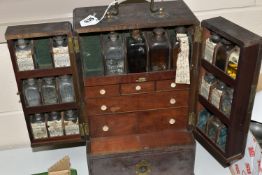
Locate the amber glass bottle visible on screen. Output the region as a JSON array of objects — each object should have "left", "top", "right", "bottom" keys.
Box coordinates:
[
  {"left": 215, "top": 39, "right": 234, "bottom": 71},
  {"left": 126, "top": 30, "right": 147, "bottom": 73}
]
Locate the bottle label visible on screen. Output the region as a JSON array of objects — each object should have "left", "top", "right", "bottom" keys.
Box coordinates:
[
  {"left": 210, "top": 88, "right": 223, "bottom": 108},
  {"left": 31, "top": 123, "right": 48, "bottom": 139},
  {"left": 53, "top": 46, "right": 70, "bottom": 67},
  {"left": 175, "top": 34, "right": 190, "bottom": 84},
  {"left": 64, "top": 120, "right": 80, "bottom": 135},
  {"left": 204, "top": 38, "right": 216, "bottom": 63},
  {"left": 47, "top": 120, "right": 63, "bottom": 137},
  {"left": 200, "top": 78, "right": 212, "bottom": 100},
  {"left": 16, "top": 50, "right": 34, "bottom": 71}
]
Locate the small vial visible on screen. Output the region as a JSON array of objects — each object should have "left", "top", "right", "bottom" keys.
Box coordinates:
[
  {"left": 47, "top": 112, "right": 64, "bottom": 137},
  {"left": 58, "top": 75, "right": 75, "bottom": 103},
  {"left": 209, "top": 81, "right": 226, "bottom": 109},
  {"left": 64, "top": 110, "right": 80, "bottom": 135},
  {"left": 41, "top": 77, "right": 58, "bottom": 105},
  {"left": 52, "top": 35, "right": 71, "bottom": 67},
  {"left": 23, "top": 78, "right": 41, "bottom": 106},
  {"left": 220, "top": 87, "right": 234, "bottom": 117},
  {"left": 199, "top": 73, "right": 216, "bottom": 100},
  {"left": 30, "top": 113, "right": 48, "bottom": 139},
  {"left": 197, "top": 109, "right": 212, "bottom": 131},
  {"left": 215, "top": 39, "right": 234, "bottom": 71},
  {"left": 203, "top": 34, "right": 221, "bottom": 63}
]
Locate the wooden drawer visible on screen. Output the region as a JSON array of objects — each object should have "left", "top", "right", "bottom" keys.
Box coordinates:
[
  {"left": 85, "top": 85, "right": 119, "bottom": 98},
  {"left": 86, "top": 90, "right": 189, "bottom": 115},
  {"left": 120, "top": 81, "right": 155, "bottom": 94},
  {"left": 156, "top": 79, "right": 189, "bottom": 91},
  {"left": 89, "top": 108, "right": 188, "bottom": 138},
  {"left": 88, "top": 143, "right": 195, "bottom": 175}
]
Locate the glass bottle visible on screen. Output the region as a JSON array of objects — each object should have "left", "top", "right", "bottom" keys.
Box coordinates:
[
  {"left": 226, "top": 46, "right": 240, "bottom": 79},
  {"left": 214, "top": 39, "right": 234, "bottom": 71},
  {"left": 147, "top": 28, "right": 170, "bottom": 71},
  {"left": 220, "top": 87, "right": 234, "bottom": 117},
  {"left": 47, "top": 112, "right": 63, "bottom": 137},
  {"left": 126, "top": 30, "right": 147, "bottom": 73},
  {"left": 174, "top": 26, "right": 191, "bottom": 84},
  {"left": 209, "top": 81, "right": 226, "bottom": 109},
  {"left": 15, "top": 39, "right": 35, "bottom": 71},
  {"left": 41, "top": 77, "right": 58, "bottom": 105},
  {"left": 30, "top": 113, "right": 48, "bottom": 139},
  {"left": 52, "top": 35, "right": 71, "bottom": 68},
  {"left": 102, "top": 32, "right": 125, "bottom": 75},
  {"left": 199, "top": 73, "right": 216, "bottom": 100},
  {"left": 64, "top": 110, "right": 80, "bottom": 135},
  {"left": 58, "top": 75, "right": 75, "bottom": 103},
  {"left": 23, "top": 78, "right": 41, "bottom": 106},
  {"left": 204, "top": 33, "right": 221, "bottom": 63},
  {"left": 197, "top": 109, "right": 211, "bottom": 131}
]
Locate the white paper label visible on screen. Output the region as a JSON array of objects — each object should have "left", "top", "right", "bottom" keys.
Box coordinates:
[
  {"left": 80, "top": 15, "right": 100, "bottom": 27},
  {"left": 47, "top": 120, "right": 63, "bottom": 137},
  {"left": 175, "top": 34, "right": 190, "bottom": 84},
  {"left": 200, "top": 78, "right": 212, "bottom": 100},
  {"left": 53, "top": 46, "right": 70, "bottom": 67},
  {"left": 64, "top": 120, "right": 79, "bottom": 135},
  {"left": 16, "top": 50, "right": 34, "bottom": 71},
  {"left": 31, "top": 122, "right": 48, "bottom": 139},
  {"left": 210, "top": 88, "right": 223, "bottom": 108},
  {"left": 204, "top": 38, "right": 216, "bottom": 63}
]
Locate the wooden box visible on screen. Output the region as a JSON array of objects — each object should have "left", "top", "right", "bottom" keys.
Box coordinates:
[{"left": 5, "top": 0, "right": 262, "bottom": 174}]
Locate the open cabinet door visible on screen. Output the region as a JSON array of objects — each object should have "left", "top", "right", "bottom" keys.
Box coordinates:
[{"left": 193, "top": 17, "right": 262, "bottom": 166}]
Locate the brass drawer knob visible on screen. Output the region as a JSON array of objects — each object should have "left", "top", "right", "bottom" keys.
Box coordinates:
[
  {"left": 101, "top": 105, "right": 107, "bottom": 111},
  {"left": 102, "top": 125, "right": 109, "bottom": 132},
  {"left": 100, "top": 89, "right": 106, "bottom": 95},
  {"left": 170, "top": 98, "right": 176, "bottom": 104},
  {"left": 170, "top": 82, "right": 176, "bottom": 88},
  {"left": 169, "top": 118, "right": 176, "bottom": 125},
  {"left": 135, "top": 85, "right": 142, "bottom": 91}
]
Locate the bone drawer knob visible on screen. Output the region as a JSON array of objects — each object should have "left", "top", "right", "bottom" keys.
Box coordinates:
[
  {"left": 100, "top": 89, "right": 106, "bottom": 95},
  {"left": 101, "top": 105, "right": 107, "bottom": 111},
  {"left": 170, "top": 98, "right": 176, "bottom": 105},
  {"left": 135, "top": 85, "right": 142, "bottom": 91},
  {"left": 169, "top": 118, "right": 176, "bottom": 125},
  {"left": 170, "top": 82, "right": 176, "bottom": 88},
  {"left": 102, "top": 125, "right": 109, "bottom": 132}
]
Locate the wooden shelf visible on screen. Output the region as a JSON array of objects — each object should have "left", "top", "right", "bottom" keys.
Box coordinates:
[
  {"left": 24, "top": 102, "right": 79, "bottom": 114},
  {"left": 16, "top": 67, "right": 73, "bottom": 79},
  {"left": 198, "top": 95, "right": 230, "bottom": 126},
  {"left": 201, "top": 59, "right": 236, "bottom": 88}
]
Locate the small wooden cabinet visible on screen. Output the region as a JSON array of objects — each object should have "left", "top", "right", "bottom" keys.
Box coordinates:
[{"left": 5, "top": 0, "right": 262, "bottom": 173}]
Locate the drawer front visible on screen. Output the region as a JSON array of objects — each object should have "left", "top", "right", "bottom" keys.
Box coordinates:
[
  {"left": 156, "top": 79, "right": 189, "bottom": 91},
  {"left": 89, "top": 108, "right": 188, "bottom": 138},
  {"left": 85, "top": 85, "right": 119, "bottom": 98},
  {"left": 89, "top": 145, "right": 195, "bottom": 175},
  {"left": 120, "top": 82, "right": 155, "bottom": 94},
  {"left": 86, "top": 90, "right": 189, "bottom": 115}
]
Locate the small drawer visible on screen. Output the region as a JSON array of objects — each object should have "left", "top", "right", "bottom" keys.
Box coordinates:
[
  {"left": 86, "top": 90, "right": 189, "bottom": 115},
  {"left": 120, "top": 82, "right": 155, "bottom": 94},
  {"left": 156, "top": 79, "right": 189, "bottom": 91},
  {"left": 85, "top": 85, "right": 119, "bottom": 99}
]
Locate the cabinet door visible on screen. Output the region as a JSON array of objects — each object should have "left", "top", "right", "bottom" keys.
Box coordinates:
[{"left": 193, "top": 17, "right": 262, "bottom": 166}]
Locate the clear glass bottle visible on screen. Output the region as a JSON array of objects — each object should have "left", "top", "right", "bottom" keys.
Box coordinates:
[
  {"left": 126, "top": 30, "right": 147, "bottom": 73},
  {"left": 147, "top": 28, "right": 170, "bottom": 71},
  {"left": 204, "top": 33, "right": 221, "bottom": 63},
  {"left": 197, "top": 109, "right": 211, "bottom": 131},
  {"left": 47, "top": 112, "right": 63, "bottom": 137},
  {"left": 41, "top": 77, "right": 58, "bottom": 105},
  {"left": 209, "top": 81, "right": 226, "bottom": 109},
  {"left": 199, "top": 73, "right": 216, "bottom": 100},
  {"left": 102, "top": 32, "right": 125, "bottom": 75},
  {"left": 214, "top": 39, "right": 234, "bottom": 71},
  {"left": 52, "top": 35, "right": 71, "bottom": 68},
  {"left": 64, "top": 110, "right": 80, "bottom": 135},
  {"left": 23, "top": 78, "right": 41, "bottom": 106},
  {"left": 15, "top": 39, "right": 35, "bottom": 71},
  {"left": 58, "top": 75, "right": 75, "bottom": 103},
  {"left": 30, "top": 113, "right": 48, "bottom": 139},
  {"left": 226, "top": 46, "right": 240, "bottom": 79},
  {"left": 220, "top": 87, "right": 234, "bottom": 117}
]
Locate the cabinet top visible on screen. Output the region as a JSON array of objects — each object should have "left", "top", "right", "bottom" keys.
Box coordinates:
[
  {"left": 5, "top": 22, "right": 72, "bottom": 40},
  {"left": 73, "top": 0, "right": 199, "bottom": 34},
  {"left": 202, "top": 17, "right": 262, "bottom": 47}
]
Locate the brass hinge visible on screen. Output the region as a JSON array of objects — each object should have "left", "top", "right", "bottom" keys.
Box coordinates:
[
  {"left": 68, "top": 37, "right": 74, "bottom": 54},
  {"left": 188, "top": 112, "right": 196, "bottom": 126},
  {"left": 74, "top": 37, "right": 80, "bottom": 53},
  {"left": 194, "top": 26, "right": 202, "bottom": 43},
  {"left": 79, "top": 122, "right": 89, "bottom": 136}
]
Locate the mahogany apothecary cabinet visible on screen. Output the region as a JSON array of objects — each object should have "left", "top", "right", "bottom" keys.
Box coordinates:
[{"left": 5, "top": 0, "right": 262, "bottom": 174}]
